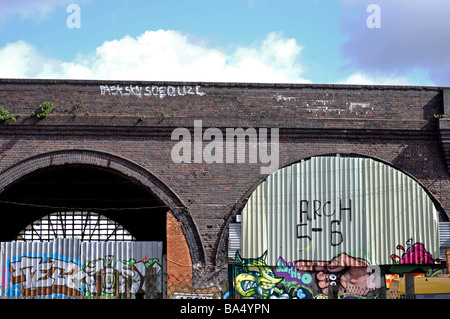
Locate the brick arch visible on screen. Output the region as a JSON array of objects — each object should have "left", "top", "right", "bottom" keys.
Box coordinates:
[
  {"left": 0, "top": 149, "right": 205, "bottom": 266},
  {"left": 215, "top": 152, "right": 447, "bottom": 264}
]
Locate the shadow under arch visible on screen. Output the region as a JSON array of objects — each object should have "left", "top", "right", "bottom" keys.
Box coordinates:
[
  {"left": 215, "top": 152, "right": 447, "bottom": 264},
  {"left": 0, "top": 149, "right": 205, "bottom": 266}
]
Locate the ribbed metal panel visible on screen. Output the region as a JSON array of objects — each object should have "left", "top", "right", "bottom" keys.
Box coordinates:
[
  {"left": 440, "top": 222, "right": 450, "bottom": 260},
  {"left": 241, "top": 156, "right": 440, "bottom": 266},
  {"left": 0, "top": 239, "right": 163, "bottom": 298},
  {"left": 228, "top": 223, "right": 241, "bottom": 259}
]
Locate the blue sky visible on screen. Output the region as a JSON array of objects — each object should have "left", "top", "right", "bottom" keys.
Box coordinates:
[{"left": 0, "top": 0, "right": 448, "bottom": 86}]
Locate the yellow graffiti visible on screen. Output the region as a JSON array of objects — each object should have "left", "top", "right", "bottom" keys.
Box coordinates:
[
  {"left": 235, "top": 273, "right": 258, "bottom": 297},
  {"left": 234, "top": 251, "right": 283, "bottom": 298}
]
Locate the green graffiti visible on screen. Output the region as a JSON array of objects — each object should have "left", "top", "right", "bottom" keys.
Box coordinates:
[
  {"left": 234, "top": 251, "right": 283, "bottom": 299},
  {"left": 81, "top": 255, "right": 161, "bottom": 297}
]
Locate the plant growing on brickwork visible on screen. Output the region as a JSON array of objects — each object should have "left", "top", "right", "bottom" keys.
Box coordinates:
[
  {"left": 0, "top": 106, "right": 17, "bottom": 122},
  {"left": 33, "top": 101, "right": 53, "bottom": 119},
  {"left": 159, "top": 109, "right": 168, "bottom": 118},
  {"left": 73, "top": 100, "right": 85, "bottom": 115}
]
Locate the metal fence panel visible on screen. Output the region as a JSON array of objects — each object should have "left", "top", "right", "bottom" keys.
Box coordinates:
[
  {"left": 440, "top": 222, "right": 450, "bottom": 260},
  {"left": 0, "top": 239, "right": 163, "bottom": 299}
]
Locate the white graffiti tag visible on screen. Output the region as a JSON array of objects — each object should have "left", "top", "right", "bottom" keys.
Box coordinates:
[
  {"left": 8, "top": 255, "right": 161, "bottom": 297},
  {"left": 99, "top": 84, "right": 206, "bottom": 99},
  {"left": 9, "top": 256, "right": 83, "bottom": 296}
]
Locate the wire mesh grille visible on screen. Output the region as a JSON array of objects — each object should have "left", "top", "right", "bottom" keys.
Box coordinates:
[{"left": 15, "top": 211, "right": 135, "bottom": 242}]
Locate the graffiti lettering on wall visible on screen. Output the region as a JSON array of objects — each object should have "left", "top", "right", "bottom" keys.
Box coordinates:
[
  {"left": 296, "top": 199, "right": 352, "bottom": 248},
  {"left": 81, "top": 255, "right": 161, "bottom": 297},
  {"left": 99, "top": 84, "right": 206, "bottom": 99},
  {"left": 5, "top": 254, "right": 161, "bottom": 298},
  {"left": 229, "top": 239, "right": 443, "bottom": 299},
  {"left": 275, "top": 257, "right": 312, "bottom": 285},
  {"left": 9, "top": 255, "right": 82, "bottom": 297}
]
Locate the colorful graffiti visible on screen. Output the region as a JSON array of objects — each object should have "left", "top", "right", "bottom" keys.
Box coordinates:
[
  {"left": 81, "top": 255, "right": 161, "bottom": 297},
  {"left": 4, "top": 253, "right": 161, "bottom": 298},
  {"left": 230, "top": 251, "right": 376, "bottom": 299},
  {"left": 233, "top": 251, "right": 283, "bottom": 298},
  {"left": 8, "top": 255, "right": 83, "bottom": 297},
  {"left": 390, "top": 239, "right": 440, "bottom": 264},
  {"left": 275, "top": 257, "right": 313, "bottom": 286},
  {"left": 229, "top": 239, "right": 444, "bottom": 299}
]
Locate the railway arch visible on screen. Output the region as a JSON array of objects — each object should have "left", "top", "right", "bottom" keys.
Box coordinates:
[{"left": 0, "top": 79, "right": 448, "bottom": 298}]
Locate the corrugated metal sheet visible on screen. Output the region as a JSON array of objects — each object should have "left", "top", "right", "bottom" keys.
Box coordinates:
[
  {"left": 228, "top": 223, "right": 241, "bottom": 259},
  {"left": 241, "top": 156, "right": 440, "bottom": 266},
  {"left": 0, "top": 239, "right": 163, "bottom": 298},
  {"left": 440, "top": 222, "right": 450, "bottom": 260}
]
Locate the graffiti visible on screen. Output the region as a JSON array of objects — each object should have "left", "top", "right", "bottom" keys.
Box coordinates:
[
  {"left": 5, "top": 254, "right": 161, "bottom": 298},
  {"left": 301, "top": 253, "right": 376, "bottom": 297},
  {"left": 390, "top": 239, "right": 438, "bottom": 264},
  {"left": 81, "top": 255, "right": 161, "bottom": 297},
  {"left": 273, "top": 95, "right": 374, "bottom": 115},
  {"left": 230, "top": 243, "right": 448, "bottom": 300},
  {"left": 231, "top": 251, "right": 314, "bottom": 299},
  {"left": 233, "top": 251, "right": 283, "bottom": 299},
  {"left": 275, "top": 257, "right": 312, "bottom": 285},
  {"left": 297, "top": 199, "right": 352, "bottom": 248},
  {"left": 230, "top": 251, "right": 378, "bottom": 299},
  {"left": 8, "top": 255, "right": 83, "bottom": 297},
  {"left": 99, "top": 84, "right": 206, "bottom": 98}
]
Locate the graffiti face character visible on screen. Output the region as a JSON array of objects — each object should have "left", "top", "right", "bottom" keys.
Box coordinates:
[
  {"left": 234, "top": 251, "right": 283, "bottom": 299},
  {"left": 297, "top": 253, "right": 376, "bottom": 297}
]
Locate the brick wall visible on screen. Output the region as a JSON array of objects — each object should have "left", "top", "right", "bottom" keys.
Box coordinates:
[
  {"left": 0, "top": 79, "right": 448, "bottom": 269},
  {"left": 166, "top": 210, "right": 193, "bottom": 297}
]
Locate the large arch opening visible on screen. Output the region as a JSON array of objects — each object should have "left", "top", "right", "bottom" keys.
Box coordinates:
[
  {"left": 0, "top": 149, "right": 204, "bottom": 266},
  {"left": 0, "top": 165, "right": 166, "bottom": 243},
  {"left": 0, "top": 150, "right": 205, "bottom": 299}
]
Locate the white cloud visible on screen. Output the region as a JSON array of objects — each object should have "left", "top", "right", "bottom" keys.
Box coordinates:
[
  {"left": 0, "top": 30, "right": 310, "bottom": 84},
  {"left": 0, "top": 41, "right": 60, "bottom": 78}
]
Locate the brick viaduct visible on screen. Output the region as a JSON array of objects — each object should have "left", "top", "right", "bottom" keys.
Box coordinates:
[{"left": 0, "top": 79, "right": 449, "bottom": 277}]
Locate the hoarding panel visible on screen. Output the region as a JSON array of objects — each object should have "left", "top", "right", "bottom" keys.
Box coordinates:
[{"left": 0, "top": 239, "right": 162, "bottom": 298}]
